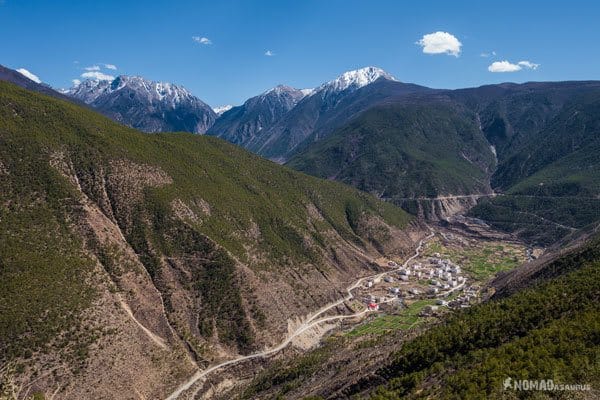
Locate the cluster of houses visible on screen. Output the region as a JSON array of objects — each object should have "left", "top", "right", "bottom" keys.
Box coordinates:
[
  {"left": 446, "top": 286, "right": 480, "bottom": 309},
  {"left": 359, "top": 252, "right": 475, "bottom": 315},
  {"left": 424, "top": 255, "right": 465, "bottom": 294}
]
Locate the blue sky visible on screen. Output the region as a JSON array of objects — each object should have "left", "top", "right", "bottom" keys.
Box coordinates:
[{"left": 1, "top": 0, "right": 599, "bottom": 106}]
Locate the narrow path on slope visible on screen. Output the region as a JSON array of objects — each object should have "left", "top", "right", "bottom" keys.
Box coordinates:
[
  {"left": 165, "top": 230, "right": 435, "bottom": 400},
  {"left": 118, "top": 297, "right": 168, "bottom": 350}
]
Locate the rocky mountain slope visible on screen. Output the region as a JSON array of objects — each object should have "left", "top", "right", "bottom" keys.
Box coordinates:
[
  {"left": 206, "top": 85, "right": 310, "bottom": 147},
  {"left": 0, "top": 81, "right": 416, "bottom": 399},
  {"left": 254, "top": 67, "right": 430, "bottom": 162},
  {"left": 65, "top": 75, "right": 217, "bottom": 133}
]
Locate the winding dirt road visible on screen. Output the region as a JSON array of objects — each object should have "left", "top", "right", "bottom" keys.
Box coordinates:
[{"left": 165, "top": 230, "right": 435, "bottom": 400}]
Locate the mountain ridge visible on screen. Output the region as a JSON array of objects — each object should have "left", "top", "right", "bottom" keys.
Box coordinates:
[
  {"left": 206, "top": 84, "right": 311, "bottom": 147},
  {"left": 65, "top": 75, "right": 217, "bottom": 134}
]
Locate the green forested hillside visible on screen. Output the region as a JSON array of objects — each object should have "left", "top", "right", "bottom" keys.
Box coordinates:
[
  {"left": 468, "top": 88, "right": 600, "bottom": 244},
  {"left": 286, "top": 102, "right": 495, "bottom": 199},
  {"left": 0, "top": 81, "right": 411, "bottom": 395},
  {"left": 365, "top": 234, "right": 600, "bottom": 399},
  {"left": 287, "top": 82, "right": 600, "bottom": 245}
]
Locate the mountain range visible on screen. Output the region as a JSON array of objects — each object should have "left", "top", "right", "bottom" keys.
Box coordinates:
[
  {"left": 1, "top": 64, "right": 599, "bottom": 399},
  {"left": 11, "top": 65, "right": 600, "bottom": 245}
]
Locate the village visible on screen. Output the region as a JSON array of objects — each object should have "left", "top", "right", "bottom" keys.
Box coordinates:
[{"left": 356, "top": 252, "right": 480, "bottom": 318}]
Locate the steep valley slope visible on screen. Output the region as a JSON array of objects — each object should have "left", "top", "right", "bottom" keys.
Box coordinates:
[
  {"left": 0, "top": 81, "right": 418, "bottom": 399},
  {"left": 287, "top": 81, "right": 600, "bottom": 245}
]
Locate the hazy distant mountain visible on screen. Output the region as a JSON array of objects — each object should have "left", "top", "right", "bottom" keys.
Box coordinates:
[
  {"left": 66, "top": 76, "right": 217, "bottom": 133},
  {"left": 207, "top": 85, "right": 311, "bottom": 147}
]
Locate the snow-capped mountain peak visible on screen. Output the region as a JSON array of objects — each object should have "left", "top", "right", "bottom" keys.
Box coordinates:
[
  {"left": 66, "top": 75, "right": 197, "bottom": 108},
  {"left": 64, "top": 75, "right": 216, "bottom": 134},
  {"left": 318, "top": 66, "right": 396, "bottom": 94}
]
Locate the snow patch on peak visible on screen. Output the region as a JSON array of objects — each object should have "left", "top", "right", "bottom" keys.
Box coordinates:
[
  {"left": 318, "top": 66, "right": 396, "bottom": 94},
  {"left": 300, "top": 88, "right": 315, "bottom": 97},
  {"left": 263, "top": 85, "right": 297, "bottom": 96},
  {"left": 214, "top": 105, "right": 233, "bottom": 115},
  {"left": 67, "top": 75, "right": 200, "bottom": 108},
  {"left": 260, "top": 85, "right": 314, "bottom": 103}
]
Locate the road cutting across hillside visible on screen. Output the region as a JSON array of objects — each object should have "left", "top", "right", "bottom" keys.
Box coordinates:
[{"left": 165, "top": 229, "right": 435, "bottom": 400}]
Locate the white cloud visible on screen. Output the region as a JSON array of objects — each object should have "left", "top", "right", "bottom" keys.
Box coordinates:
[
  {"left": 84, "top": 65, "right": 101, "bottom": 71},
  {"left": 416, "top": 31, "right": 462, "bottom": 57},
  {"left": 16, "top": 68, "right": 42, "bottom": 83},
  {"left": 192, "top": 36, "right": 212, "bottom": 45},
  {"left": 264, "top": 50, "right": 275, "bottom": 56},
  {"left": 517, "top": 60, "right": 539, "bottom": 70},
  {"left": 81, "top": 71, "right": 114, "bottom": 81},
  {"left": 488, "top": 61, "right": 521, "bottom": 72},
  {"left": 72, "top": 79, "right": 81, "bottom": 86},
  {"left": 488, "top": 60, "right": 540, "bottom": 72},
  {"left": 104, "top": 63, "right": 117, "bottom": 70}
]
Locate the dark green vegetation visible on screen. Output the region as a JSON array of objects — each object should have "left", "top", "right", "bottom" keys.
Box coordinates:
[
  {"left": 466, "top": 83, "right": 600, "bottom": 245},
  {"left": 286, "top": 82, "right": 600, "bottom": 245},
  {"left": 287, "top": 102, "right": 495, "bottom": 199},
  {"left": 0, "top": 81, "right": 410, "bottom": 368},
  {"left": 364, "top": 234, "right": 600, "bottom": 399},
  {"left": 0, "top": 163, "right": 97, "bottom": 365}
]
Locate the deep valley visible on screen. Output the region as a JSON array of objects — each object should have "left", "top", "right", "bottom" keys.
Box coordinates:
[{"left": 0, "top": 48, "right": 599, "bottom": 399}]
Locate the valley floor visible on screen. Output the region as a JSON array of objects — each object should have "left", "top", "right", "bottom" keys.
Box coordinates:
[{"left": 165, "top": 218, "right": 531, "bottom": 400}]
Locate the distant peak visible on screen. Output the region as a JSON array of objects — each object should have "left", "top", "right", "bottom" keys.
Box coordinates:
[
  {"left": 66, "top": 74, "right": 201, "bottom": 106},
  {"left": 263, "top": 84, "right": 299, "bottom": 95},
  {"left": 319, "top": 66, "right": 397, "bottom": 93},
  {"left": 260, "top": 85, "right": 314, "bottom": 102}
]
